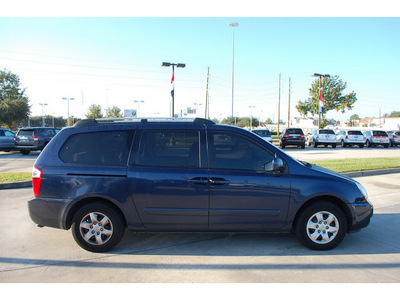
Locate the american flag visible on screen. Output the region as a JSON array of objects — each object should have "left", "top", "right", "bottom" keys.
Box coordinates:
[
  {"left": 319, "top": 90, "right": 324, "bottom": 113},
  {"left": 171, "top": 71, "right": 175, "bottom": 97}
]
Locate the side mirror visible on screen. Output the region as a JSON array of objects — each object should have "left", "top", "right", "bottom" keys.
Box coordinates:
[{"left": 272, "top": 157, "right": 285, "bottom": 173}]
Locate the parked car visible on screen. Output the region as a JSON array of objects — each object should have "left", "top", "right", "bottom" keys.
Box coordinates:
[
  {"left": 307, "top": 129, "right": 337, "bottom": 148},
  {"left": 15, "top": 127, "right": 57, "bottom": 155},
  {"left": 336, "top": 130, "right": 365, "bottom": 148},
  {"left": 0, "top": 128, "right": 15, "bottom": 152},
  {"left": 363, "top": 130, "right": 390, "bottom": 148},
  {"left": 280, "top": 128, "right": 305, "bottom": 149},
  {"left": 28, "top": 118, "right": 373, "bottom": 252},
  {"left": 388, "top": 131, "right": 400, "bottom": 147},
  {"left": 251, "top": 128, "right": 272, "bottom": 142}
]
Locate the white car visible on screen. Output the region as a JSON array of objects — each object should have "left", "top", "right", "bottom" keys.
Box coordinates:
[
  {"left": 388, "top": 131, "right": 400, "bottom": 147},
  {"left": 336, "top": 130, "right": 365, "bottom": 148},
  {"left": 251, "top": 129, "right": 272, "bottom": 142},
  {"left": 307, "top": 129, "right": 337, "bottom": 148}
]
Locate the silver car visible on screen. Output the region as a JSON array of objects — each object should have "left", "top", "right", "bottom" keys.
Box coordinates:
[
  {"left": 336, "top": 130, "right": 365, "bottom": 148},
  {"left": 364, "top": 130, "right": 390, "bottom": 148},
  {"left": 388, "top": 131, "right": 400, "bottom": 147},
  {"left": 251, "top": 129, "right": 272, "bottom": 142},
  {"left": 0, "top": 128, "right": 15, "bottom": 152},
  {"left": 307, "top": 129, "right": 337, "bottom": 148}
]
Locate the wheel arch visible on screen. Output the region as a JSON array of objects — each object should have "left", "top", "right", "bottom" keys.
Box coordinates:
[
  {"left": 293, "top": 196, "right": 353, "bottom": 232},
  {"left": 64, "top": 197, "right": 127, "bottom": 230}
]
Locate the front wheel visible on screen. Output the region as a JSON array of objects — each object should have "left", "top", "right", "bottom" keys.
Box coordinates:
[
  {"left": 72, "top": 203, "right": 125, "bottom": 252},
  {"left": 295, "top": 201, "right": 347, "bottom": 250}
]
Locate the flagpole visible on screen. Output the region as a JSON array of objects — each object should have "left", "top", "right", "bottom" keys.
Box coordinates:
[
  {"left": 162, "top": 62, "right": 186, "bottom": 118},
  {"left": 312, "top": 73, "right": 330, "bottom": 129}
]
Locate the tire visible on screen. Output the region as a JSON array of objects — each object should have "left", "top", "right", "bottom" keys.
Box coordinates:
[
  {"left": 366, "top": 140, "right": 371, "bottom": 148},
  {"left": 295, "top": 201, "right": 347, "bottom": 250},
  {"left": 359, "top": 144, "right": 364, "bottom": 148},
  {"left": 313, "top": 141, "right": 318, "bottom": 148},
  {"left": 384, "top": 144, "right": 389, "bottom": 148},
  {"left": 71, "top": 202, "right": 125, "bottom": 252},
  {"left": 341, "top": 140, "right": 346, "bottom": 148},
  {"left": 332, "top": 144, "right": 336, "bottom": 148},
  {"left": 301, "top": 144, "right": 305, "bottom": 149},
  {"left": 20, "top": 149, "right": 30, "bottom": 155},
  {"left": 281, "top": 144, "right": 285, "bottom": 149}
]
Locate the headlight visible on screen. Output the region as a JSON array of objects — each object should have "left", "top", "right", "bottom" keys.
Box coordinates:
[{"left": 356, "top": 182, "right": 368, "bottom": 201}]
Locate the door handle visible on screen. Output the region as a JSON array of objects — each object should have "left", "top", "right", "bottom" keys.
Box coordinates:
[
  {"left": 209, "top": 178, "right": 230, "bottom": 185},
  {"left": 188, "top": 177, "right": 209, "bottom": 185}
]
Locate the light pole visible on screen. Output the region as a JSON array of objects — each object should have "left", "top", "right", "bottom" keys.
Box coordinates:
[
  {"left": 229, "top": 22, "right": 238, "bottom": 125},
  {"left": 62, "top": 97, "right": 75, "bottom": 127},
  {"left": 162, "top": 62, "right": 186, "bottom": 118},
  {"left": 249, "top": 105, "right": 255, "bottom": 130},
  {"left": 134, "top": 100, "right": 144, "bottom": 117},
  {"left": 312, "top": 73, "right": 330, "bottom": 128},
  {"left": 39, "top": 103, "right": 48, "bottom": 127}
]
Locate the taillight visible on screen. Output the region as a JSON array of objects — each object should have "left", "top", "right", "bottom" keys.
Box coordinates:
[
  {"left": 345, "top": 136, "right": 348, "bottom": 139},
  {"left": 394, "top": 135, "right": 398, "bottom": 138},
  {"left": 300, "top": 134, "right": 304, "bottom": 137},
  {"left": 284, "top": 134, "right": 289, "bottom": 137},
  {"left": 34, "top": 136, "right": 39, "bottom": 141},
  {"left": 32, "top": 166, "right": 43, "bottom": 197}
]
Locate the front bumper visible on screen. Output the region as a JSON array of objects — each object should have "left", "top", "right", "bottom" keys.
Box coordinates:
[{"left": 348, "top": 203, "right": 373, "bottom": 233}]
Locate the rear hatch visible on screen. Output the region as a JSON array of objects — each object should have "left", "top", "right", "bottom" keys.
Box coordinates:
[
  {"left": 372, "top": 131, "right": 389, "bottom": 144},
  {"left": 318, "top": 129, "right": 336, "bottom": 143},
  {"left": 16, "top": 129, "right": 36, "bottom": 146},
  {"left": 347, "top": 130, "right": 364, "bottom": 143},
  {"left": 286, "top": 128, "right": 304, "bottom": 141}
]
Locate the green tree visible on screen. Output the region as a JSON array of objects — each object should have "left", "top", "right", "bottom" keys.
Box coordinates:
[
  {"left": 350, "top": 114, "right": 360, "bottom": 121},
  {"left": 296, "top": 75, "right": 357, "bottom": 121},
  {"left": 389, "top": 111, "right": 400, "bottom": 118},
  {"left": 0, "top": 69, "right": 31, "bottom": 128},
  {"left": 105, "top": 106, "right": 123, "bottom": 118},
  {"left": 85, "top": 104, "right": 103, "bottom": 119}
]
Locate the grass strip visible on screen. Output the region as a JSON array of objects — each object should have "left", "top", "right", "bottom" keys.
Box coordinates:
[
  {"left": 1, "top": 157, "right": 400, "bottom": 183},
  {"left": 0, "top": 172, "right": 31, "bottom": 183},
  {"left": 308, "top": 157, "right": 400, "bottom": 173}
]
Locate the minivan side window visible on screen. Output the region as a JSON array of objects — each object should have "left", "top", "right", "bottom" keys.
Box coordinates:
[
  {"left": 136, "top": 130, "right": 200, "bottom": 168},
  {"left": 210, "top": 131, "right": 275, "bottom": 171},
  {"left": 59, "top": 131, "right": 131, "bottom": 166}
]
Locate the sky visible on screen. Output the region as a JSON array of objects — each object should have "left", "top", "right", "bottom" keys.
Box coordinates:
[{"left": 0, "top": 2, "right": 399, "bottom": 124}]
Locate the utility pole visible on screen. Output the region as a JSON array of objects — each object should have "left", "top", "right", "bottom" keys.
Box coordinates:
[
  {"left": 205, "top": 67, "right": 210, "bottom": 119},
  {"left": 288, "top": 77, "right": 291, "bottom": 127},
  {"left": 278, "top": 73, "right": 281, "bottom": 135}
]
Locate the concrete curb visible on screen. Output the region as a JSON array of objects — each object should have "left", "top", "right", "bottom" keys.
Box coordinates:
[
  {"left": 1, "top": 168, "right": 399, "bottom": 190},
  {"left": 0, "top": 180, "right": 32, "bottom": 190},
  {"left": 342, "top": 167, "right": 400, "bottom": 178}
]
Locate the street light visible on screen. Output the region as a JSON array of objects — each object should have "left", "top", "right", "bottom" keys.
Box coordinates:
[
  {"left": 62, "top": 97, "right": 75, "bottom": 127},
  {"left": 162, "top": 62, "right": 186, "bottom": 118},
  {"left": 134, "top": 100, "right": 144, "bottom": 117},
  {"left": 249, "top": 105, "right": 255, "bottom": 130},
  {"left": 39, "top": 103, "right": 48, "bottom": 127},
  {"left": 229, "top": 22, "right": 239, "bottom": 125},
  {"left": 311, "top": 73, "right": 330, "bottom": 128}
]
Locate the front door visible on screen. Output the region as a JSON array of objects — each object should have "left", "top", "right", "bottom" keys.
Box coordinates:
[{"left": 207, "top": 130, "right": 291, "bottom": 230}]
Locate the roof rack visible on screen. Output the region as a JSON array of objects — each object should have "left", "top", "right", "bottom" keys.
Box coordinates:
[{"left": 74, "top": 117, "right": 215, "bottom": 127}]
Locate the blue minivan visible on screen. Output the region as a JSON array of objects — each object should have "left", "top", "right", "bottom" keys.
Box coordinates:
[{"left": 28, "top": 118, "right": 373, "bottom": 252}]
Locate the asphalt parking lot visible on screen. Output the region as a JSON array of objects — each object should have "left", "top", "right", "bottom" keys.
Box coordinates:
[{"left": 0, "top": 173, "right": 399, "bottom": 283}]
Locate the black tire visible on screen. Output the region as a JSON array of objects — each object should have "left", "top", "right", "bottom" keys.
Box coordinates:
[
  {"left": 301, "top": 144, "right": 305, "bottom": 149},
  {"left": 72, "top": 202, "right": 125, "bottom": 252},
  {"left": 366, "top": 140, "right": 371, "bottom": 148},
  {"left": 281, "top": 144, "right": 285, "bottom": 149},
  {"left": 384, "top": 144, "right": 389, "bottom": 148},
  {"left": 359, "top": 144, "right": 364, "bottom": 148},
  {"left": 313, "top": 141, "right": 318, "bottom": 148},
  {"left": 20, "top": 149, "right": 30, "bottom": 155},
  {"left": 332, "top": 144, "right": 336, "bottom": 148},
  {"left": 295, "top": 201, "right": 347, "bottom": 250},
  {"left": 341, "top": 140, "right": 346, "bottom": 148}
]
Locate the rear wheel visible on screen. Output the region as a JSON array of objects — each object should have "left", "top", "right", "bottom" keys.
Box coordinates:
[
  {"left": 341, "top": 140, "right": 346, "bottom": 148},
  {"left": 72, "top": 202, "right": 125, "bottom": 252},
  {"left": 295, "top": 201, "right": 347, "bottom": 250},
  {"left": 366, "top": 140, "right": 371, "bottom": 148},
  {"left": 20, "top": 149, "right": 30, "bottom": 155},
  {"left": 313, "top": 141, "right": 318, "bottom": 148}
]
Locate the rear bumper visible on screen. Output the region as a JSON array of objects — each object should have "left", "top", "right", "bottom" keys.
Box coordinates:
[
  {"left": 28, "top": 196, "right": 70, "bottom": 229},
  {"left": 15, "top": 145, "right": 44, "bottom": 151}
]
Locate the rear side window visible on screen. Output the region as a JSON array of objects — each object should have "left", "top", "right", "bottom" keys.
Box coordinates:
[
  {"left": 136, "top": 130, "right": 200, "bottom": 168},
  {"left": 37, "top": 128, "right": 56, "bottom": 136},
  {"left": 59, "top": 131, "right": 131, "bottom": 166},
  {"left": 253, "top": 130, "right": 271, "bottom": 137}
]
